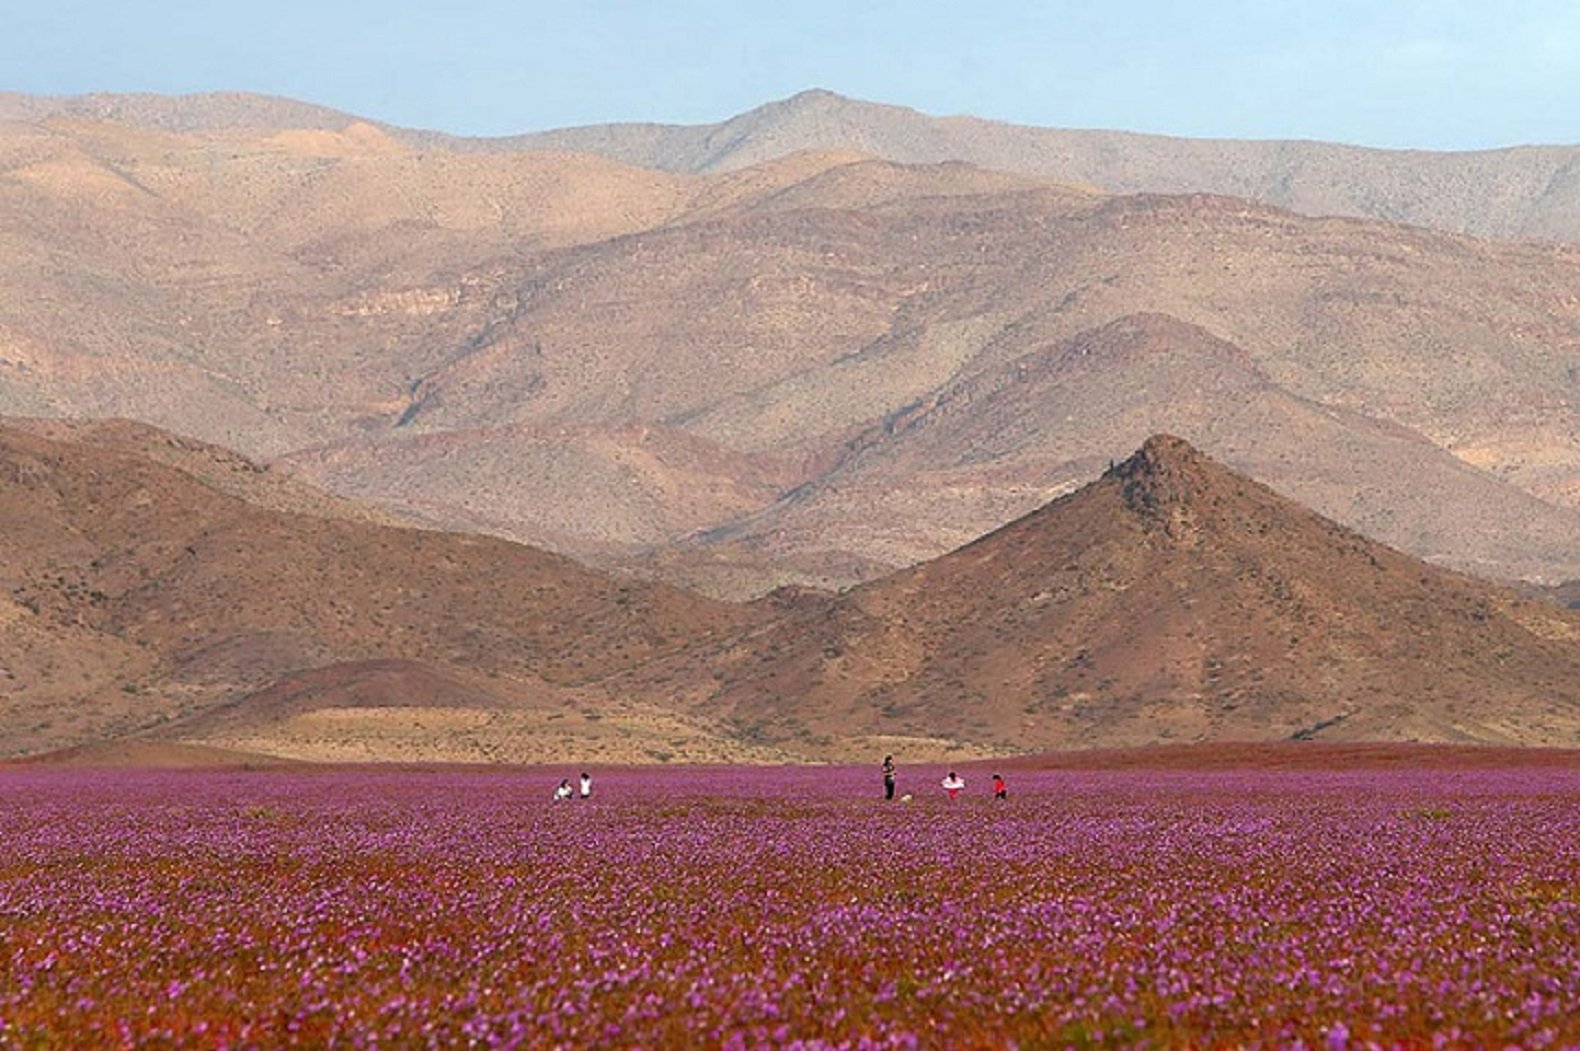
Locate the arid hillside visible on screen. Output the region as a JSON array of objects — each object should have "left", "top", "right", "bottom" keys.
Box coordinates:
[
  {"left": 7, "top": 426, "right": 1580, "bottom": 762},
  {"left": 6, "top": 100, "right": 1580, "bottom": 598},
  {"left": 0, "top": 423, "right": 770, "bottom": 763},
  {"left": 642, "top": 437, "right": 1580, "bottom": 759}
]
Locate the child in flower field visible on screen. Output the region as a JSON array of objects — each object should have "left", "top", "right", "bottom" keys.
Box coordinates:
[
  {"left": 993, "top": 774, "right": 1007, "bottom": 800},
  {"left": 579, "top": 772, "right": 592, "bottom": 800},
  {"left": 941, "top": 772, "right": 965, "bottom": 799},
  {"left": 553, "top": 779, "right": 573, "bottom": 801}
]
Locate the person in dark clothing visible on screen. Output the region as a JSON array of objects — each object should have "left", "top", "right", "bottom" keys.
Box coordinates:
[{"left": 882, "top": 755, "right": 896, "bottom": 800}]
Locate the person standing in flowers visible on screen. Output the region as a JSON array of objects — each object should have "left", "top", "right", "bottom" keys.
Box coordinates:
[
  {"left": 579, "top": 771, "right": 592, "bottom": 800},
  {"left": 882, "top": 755, "right": 897, "bottom": 800},
  {"left": 941, "top": 771, "right": 965, "bottom": 799},
  {"left": 992, "top": 773, "right": 1007, "bottom": 800}
]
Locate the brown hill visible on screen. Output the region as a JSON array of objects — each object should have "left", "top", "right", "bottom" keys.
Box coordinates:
[
  {"left": 3, "top": 417, "right": 419, "bottom": 528},
  {"left": 157, "top": 657, "right": 803, "bottom": 766},
  {"left": 476, "top": 186, "right": 1580, "bottom": 595},
  {"left": 0, "top": 423, "right": 765, "bottom": 760},
  {"left": 640, "top": 436, "right": 1580, "bottom": 758}
]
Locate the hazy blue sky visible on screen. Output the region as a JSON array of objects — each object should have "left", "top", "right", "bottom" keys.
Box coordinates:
[{"left": 5, "top": 0, "right": 1578, "bottom": 149}]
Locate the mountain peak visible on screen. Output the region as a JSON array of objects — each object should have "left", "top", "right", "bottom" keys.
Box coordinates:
[
  {"left": 1104, "top": 435, "right": 1221, "bottom": 529},
  {"left": 783, "top": 88, "right": 849, "bottom": 107},
  {"left": 1109, "top": 432, "right": 1213, "bottom": 481},
  {"left": 1136, "top": 432, "right": 1206, "bottom": 465},
  {"left": 739, "top": 88, "right": 863, "bottom": 126}
]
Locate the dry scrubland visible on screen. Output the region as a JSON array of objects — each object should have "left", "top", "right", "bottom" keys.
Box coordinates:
[{"left": 2, "top": 763, "right": 1578, "bottom": 1048}]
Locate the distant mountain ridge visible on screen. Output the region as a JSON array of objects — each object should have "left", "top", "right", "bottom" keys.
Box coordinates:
[
  {"left": 504, "top": 88, "right": 1580, "bottom": 243},
  {"left": 0, "top": 90, "right": 357, "bottom": 132},
  {"left": 7, "top": 88, "right": 1580, "bottom": 242}
]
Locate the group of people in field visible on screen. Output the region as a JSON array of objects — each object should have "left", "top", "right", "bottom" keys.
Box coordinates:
[
  {"left": 545, "top": 762, "right": 1004, "bottom": 802},
  {"left": 552, "top": 772, "right": 593, "bottom": 801},
  {"left": 883, "top": 754, "right": 1006, "bottom": 801}
]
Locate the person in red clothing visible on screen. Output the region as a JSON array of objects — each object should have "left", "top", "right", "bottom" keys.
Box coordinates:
[{"left": 992, "top": 773, "right": 1007, "bottom": 800}]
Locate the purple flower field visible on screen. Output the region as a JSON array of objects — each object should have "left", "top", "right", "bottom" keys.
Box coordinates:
[{"left": 2, "top": 764, "right": 1578, "bottom": 1048}]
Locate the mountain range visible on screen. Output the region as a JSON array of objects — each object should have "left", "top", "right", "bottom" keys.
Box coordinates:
[
  {"left": 5, "top": 93, "right": 1580, "bottom": 600},
  {"left": 7, "top": 88, "right": 1580, "bottom": 761},
  {"left": 10, "top": 88, "right": 1580, "bottom": 242},
  {"left": 4, "top": 423, "right": 1578, "bottom": 762},
  {"left": 504, "top": 88, "right": 1580, "bottom": 245}
]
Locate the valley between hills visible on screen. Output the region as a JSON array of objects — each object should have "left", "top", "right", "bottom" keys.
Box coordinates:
[{"left": 5, "top": 90, "right": 1580, "bottom": 763}]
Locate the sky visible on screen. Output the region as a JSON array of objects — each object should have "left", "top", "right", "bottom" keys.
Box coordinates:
[{"left": 4, "top": 0, "right": 1578, "bottom": 149}]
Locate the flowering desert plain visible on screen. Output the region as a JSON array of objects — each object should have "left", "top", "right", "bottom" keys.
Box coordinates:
[
  {"left": 12, "top": 83, "right": 1580, "bottom": 1051},
  {"left": 3, "top": 760, "right": 1578, "bottom": 1049}
]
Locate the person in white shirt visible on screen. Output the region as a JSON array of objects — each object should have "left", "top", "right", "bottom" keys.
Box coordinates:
[
  {"left": 553, "top": 779, "right": 573, "bottom": 802},
  {"left": 941, "top": 772, "right": 966, "bottom": 800},
  {"left": 579, "top": 772, "right": 592, "bottom": 800}
]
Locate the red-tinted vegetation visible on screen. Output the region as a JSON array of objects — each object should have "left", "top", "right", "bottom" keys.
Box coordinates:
[{"left": 2, "top": 766, "right": 1577, "bottom": 1047}]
